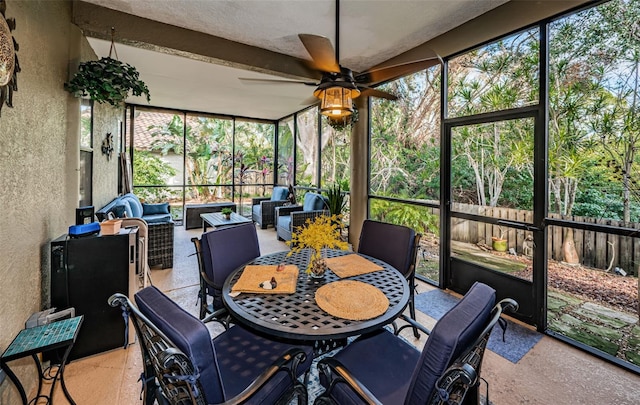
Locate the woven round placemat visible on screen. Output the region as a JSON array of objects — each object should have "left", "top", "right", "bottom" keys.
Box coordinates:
[{"left": 315, "top": 280, "right": 389, "bottom": 321}]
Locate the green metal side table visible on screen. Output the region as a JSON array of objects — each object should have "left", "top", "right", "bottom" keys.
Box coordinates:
[{"left": 1, "top": 316, "right": 83, "bottom": 405}]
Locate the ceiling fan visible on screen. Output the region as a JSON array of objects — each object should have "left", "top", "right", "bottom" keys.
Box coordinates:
[{"left": 240, "top": 0, "right": 442, "bottom": 120}]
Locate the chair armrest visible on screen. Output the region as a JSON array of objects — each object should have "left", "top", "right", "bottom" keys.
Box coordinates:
[
  {"left": 202, "top": 307, "right": 233, "bottom": 330},
  {"left": 275, "top": 205, "right": 303, "bottom": 217},
  {"left": 252, "top": 197, "right": 270, "bottom": 205},
  {"left": 317, "top": 357, "right": 383, "bottom": 405},
  {"left": 396, "top": 314, "right": 432, "bottom": 335},
  {"left": 261, "top": 200, "right": 288, "bottom": 211},
  {"left": 290, "top": 210, "right": 329, "bottom": 227},
  {"left": 222, "top": 347, "right": 308, "bottom": 405}
]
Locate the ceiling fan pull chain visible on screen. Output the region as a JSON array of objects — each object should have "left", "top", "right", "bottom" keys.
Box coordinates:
[{"left": 109, "top": 26, "right": 119, "bottom": 60}]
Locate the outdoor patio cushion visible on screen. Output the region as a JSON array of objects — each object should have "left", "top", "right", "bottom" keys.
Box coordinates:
[
  {"left": 322, "top": 328, "right": 420, "bottom": 404},
  {"left": 406, "top": 281, "right": 496, "bottom": 402},
  {"left": 135, "top": 286, "right": 224, "bottom": 404},
  {"left": 271, "top": 186, "right": 289, "bottom": 201},
  {"left": 303, "top": 192, "right": 327, "bottom": 211},
  {"left": 318, "top": 281, "right": 497, "bottom": 404},
  {"left": 277, "top": 214, "right": 292, "bottom": 232},
  {"left": 358, "top": 219, "right": 416, "bottom": 278},
  {"left": 200, "top": 223, "right": 261, "bottom": 310},
  {"left": 134, "top": 285, "right": 313, "bottom": 404}
]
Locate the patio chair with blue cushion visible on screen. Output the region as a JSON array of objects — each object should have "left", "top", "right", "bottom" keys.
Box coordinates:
[
  {"left": 358, "top": 219, "right": 422, "bottom": 338},
  {"left": 109, "top": 286, "right": 313, "bottom": 405},
  {"left": 252, "top": 186, "right": 290, "bottom": 229},
  {"left": 315, "top": 282, "right": 518, "bottom": 405},
  {"left": 275, "top": 192, "right": 329, "bottom": 241},
  {"left": 191, "top": 223, "right": 260, "bottom": 320}
]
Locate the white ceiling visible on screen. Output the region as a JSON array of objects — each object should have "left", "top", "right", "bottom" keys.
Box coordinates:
[{"left": 81, "top": 0, "right": 509, "bottom": 119}]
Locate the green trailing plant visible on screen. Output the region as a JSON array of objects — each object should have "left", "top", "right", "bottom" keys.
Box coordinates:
[
  {"left": 324, "top": 183, "right": 347, "bottom": 216},
  {"left": 326, "top": 108, "right": 358, "bottom": 131},
  {"left": 64, "top": 57, "right": 150, "bottom": 106}
]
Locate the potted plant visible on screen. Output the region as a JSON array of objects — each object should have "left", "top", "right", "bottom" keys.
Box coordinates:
[
  {"left": 64, "top": 57, "right": 150, "bottom": 106},
  {"left": 324, "top": 183, "right": 347, "bottom": 217},
  {"left": 221, "top": 207, "right": 233, "bottom": 220},
  {"left": 491, "top": 226, "right": 508, "bottom": 252}
]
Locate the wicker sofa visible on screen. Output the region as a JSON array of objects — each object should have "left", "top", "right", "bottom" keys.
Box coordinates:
[{"left": 96, "top": 193, "right": 174, "bottom": 269}]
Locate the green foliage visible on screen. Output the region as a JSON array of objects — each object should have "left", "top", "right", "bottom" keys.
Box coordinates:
[
  {"left": 370, "top": 199, "right": 439, "bottom": 236},
  {"left": 324, "top": 183, "right": 347, "bottom": 215},
  {"left": 132, "top": 151, "right": 176, "bottom": 201},
  {"left": 65, "top": 57, "right": 150, "bottom": 106}
]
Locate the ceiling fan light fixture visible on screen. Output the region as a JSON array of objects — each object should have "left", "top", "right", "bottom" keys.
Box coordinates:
[{"left": 315, "top": 83, "right": 360, "bottom": 118}]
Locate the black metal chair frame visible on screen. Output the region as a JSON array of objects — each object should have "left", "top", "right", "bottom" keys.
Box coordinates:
[
  {"left": 108, "top": 293, "right": 309, "bottom": 405},
  {"left": 315, "top": 298, "right": 519, "bottom": 405},
  {"left": 393, "top": 232, "right": 422, "bottom": 338},
  {"left": 191, "top": 236, "right": 233, "bottom": 326}
]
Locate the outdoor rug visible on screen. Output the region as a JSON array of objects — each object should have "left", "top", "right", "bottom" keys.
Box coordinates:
[{"left": 415, "top": 289, "right": 543, "bottom": 363}]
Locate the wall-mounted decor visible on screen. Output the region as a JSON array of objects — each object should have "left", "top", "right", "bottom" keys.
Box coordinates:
[
  {"left": 64, "top": 28, "right": 150, "bottom": 106},
  {"left": 0, "top": 0, "right": 20, "bottom": 116},
  {"left": 101, "top": 132, "right": 114, "bottom": 160}
]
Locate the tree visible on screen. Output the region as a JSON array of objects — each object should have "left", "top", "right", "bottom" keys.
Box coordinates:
[{"left": 449, "top": 32, "right": 537, "bottom": 207}]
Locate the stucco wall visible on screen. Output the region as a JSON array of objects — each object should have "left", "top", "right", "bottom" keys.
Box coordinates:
[{"left": 0, "top": 1, "right": 121, "bottom": 402}]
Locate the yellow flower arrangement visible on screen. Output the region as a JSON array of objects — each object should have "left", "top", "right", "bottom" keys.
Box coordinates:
[{"left": 287, "top": 215, "right": 349, "bottom": 275}]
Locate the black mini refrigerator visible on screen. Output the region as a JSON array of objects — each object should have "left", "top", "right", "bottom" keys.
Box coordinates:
[{"left": 50, "top": 229, "right": 137, "bottom": 361}]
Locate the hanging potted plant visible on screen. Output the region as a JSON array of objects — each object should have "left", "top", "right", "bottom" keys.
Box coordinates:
[
  {"left": 64, "top": 57, "right": 150, "bottom": 106},
  {"left": 64, "top": 29, "right": 150, "bottom": 106}
]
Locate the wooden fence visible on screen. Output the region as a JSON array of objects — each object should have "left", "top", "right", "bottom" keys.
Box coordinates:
[{"left": 449, "top": 204, "right": 640, "bottom": 275}]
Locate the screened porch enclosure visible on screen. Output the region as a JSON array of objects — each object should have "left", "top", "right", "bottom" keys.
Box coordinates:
[{"left": 122, "top": 0, "right": 640, "bottom": 374}]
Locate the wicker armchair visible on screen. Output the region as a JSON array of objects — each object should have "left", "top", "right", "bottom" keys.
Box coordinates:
[
  {"left": 252, "top": 186, "right": 290, "bottom": 229},
  {"left": 275, "top": 192, "right": 329, "bottom": 241}
]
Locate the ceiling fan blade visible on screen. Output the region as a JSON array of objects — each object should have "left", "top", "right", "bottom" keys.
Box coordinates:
[
  {"left": 239, "top": 77, "right": 318, "bottom": 86},
  {"left": 298, "top": 34, "right": 341, "bottom": 73},
  {"left": 358, "top": 86, "right": 398, "bottom": 101},
  {"left": 356, "top": 57, "right": 443, "bottom": 85}
]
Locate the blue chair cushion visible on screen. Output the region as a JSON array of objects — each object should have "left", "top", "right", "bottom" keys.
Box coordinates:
[
  {"left": 142, "top": 202, "right": 170, "bottom": 215},
  {"left": 277, "top": 214, "right": 292, "bottom": 231},
  {"left": 213, "top": 324, "right": 314, "bottom": 404},
  {"left": 358, "top": 220, "right": 416, "bottom": 277},
  {"left": 405, "top": 282, "right": 496, "bottom": 403},
  {"left": 271, "top": 186, "right": 289, "bottom": 201},
  {"left": 109, "top": 204, "right": 127, "bottom": 218},
  {"left": 143, "top": 213, "right": 172, "bottom": 223},
  {"left": 252, "top": 204, "right": 261, "bottom": 217},
  {"left": 135, "top": 286, "right": 224, "bottom": 404},
  {"left": 303, "top": 193, "right": 326, "bottom": 211},
  {"left": 325, "top": 328, "right": 420, "bottom": 404},
  {"left": 121, "top": 193, "right": 143, "bottom": 217}
]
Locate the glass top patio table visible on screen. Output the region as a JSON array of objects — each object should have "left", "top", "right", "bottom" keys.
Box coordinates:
[{"left": 222, "top": 249, "right": 410, "bottom": 342}]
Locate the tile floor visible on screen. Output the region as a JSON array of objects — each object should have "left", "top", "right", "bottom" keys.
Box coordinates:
[{"left": 41, "top": 225, "right": 640, "bottom": 404}]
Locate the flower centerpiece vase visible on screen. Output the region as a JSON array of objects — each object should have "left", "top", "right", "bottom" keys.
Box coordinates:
[{"left": 309, "top": 249, "right": 327, "bottom": 279}]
